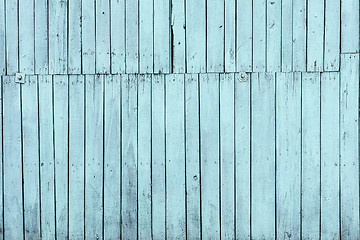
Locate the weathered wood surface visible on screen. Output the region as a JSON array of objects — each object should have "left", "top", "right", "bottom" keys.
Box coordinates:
[
  {"left": 0, "top": 72, "right": 358, "bottom": 239},
  {"left": 0, "top": 0, "right": 350, "bottom": 74}
]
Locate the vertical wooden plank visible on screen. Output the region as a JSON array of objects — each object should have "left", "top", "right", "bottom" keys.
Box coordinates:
[
  {"left": 266, "top": 0, "right": 281, "bottom": 72},
  {"left": 320, "top": 72, "right": 340, "bottom": 240},
  {"left": 236, "top": 0, "right": 252, "bottom": 72},
  {"left": 207, "top": 0, "right": 224, "bottom": 72},
  {"left": 154, "top": 0, "right": 170, "bottom": 73},
  {"left": 39, "top": 75, "right": 56, "bottom": 239},
  {"left": 340, "top": 54, "right": 359, "bottom": 239},
  {"left": 185, "top": 74, "right": 201, "bottom": 240},
  {"left": 225, "top": 0, "right": 235, "bottom": 72},
  {"left": 5, "top": 0, "right": 18, "bottom": 74},
  {"left": 235, "top": 72, "right": 251, "bottom": 239},
  {"left": 307, "top": 0, "right": 324, "bottom": 71},
  {"left": 341, "top": 0, "right": 359, "bottom": 53},
  {"left": 82, "top": 0, "right": 96, "bottom": 74},
  {"left": 253, "top": 0, "right": 266, "bottom": 72},
  {"left": 49, "top": 0, "right": 67, "bottom": 74},
  {"left": 126, "top": 0, "right": 139, "bottom": 73},
  {"left": 34, "top": 0, "right": 49, "bottom": 74},
  {"left": 166, "top": 74, "right": 186, "bottom": 239},
  {"left": 104, "top": 75, "right": 121, "bottom": 239},
  {"left": 111, "top": 0, "right": 126, "bottom": 73},
  {"left": 138, "top": 74, "right": 152, "bottom": 239},
  {"left": 68, "top": 0, "right": 82, "bottom": 74},
  {"left": 301, "top": 72, "right": 321, "bottom": 239},
  {"left": 186, "top": 0, "right": 206, "bottom": 73},
  {"left": 200, "top": 73, "right": 220, "bottom": 239},
  {"left": 292, "top": 0, "right": 307, "bottom": 71},
  {"left": 139, "top": 0, "right": 154, "bottom": 73},
  {"left": 171, "top": 0, "right": 186, "bottom": 73},
  {"left": 3, "top": 76, "right": 23, "bottom": 239},
  {"left": 96, "top": 0, "right": 111, "bottom": 74},
  {"left": 0, "top": 78, "right": 3, "bottom": 239},
  {"left": 22, "top": 76, "right": 40, "bottom": 239},
  {"left": 69, "top": 75, "right": 85, "bottom": 239},
  {"left": 220, "top": 73, "right": 235, "bottom": 239},
  {"left": 54, "top": 75, "right": 69, "bottom": 239},
  {"left": 324, "top": 0, "right": 340, "bottom": 71},
  {"left": 276, "top": 72, "right": 301, "bottom": 240},
  {"left": 0, "top": 1, "right": 5, "bottom": 74},
  {"left": 251, "top": 73, "right": 275, "bottom": 239},
  {"left": 152, "top": 75, "right": 166, "bottom": 239},
  {"left": 85, "top": 75, "right": 104, "bottom": 239},
  {"left": 281, "top": 0, "right": 293, "bottom": 72},
  {"left": 121, "top": 75, "right": 138, "bottom": 239},
  {"left": 19, "top": 0, "right": 34, "bottom": 73}
]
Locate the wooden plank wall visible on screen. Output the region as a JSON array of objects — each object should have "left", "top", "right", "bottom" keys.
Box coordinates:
[
  {"left": 0, "top": 69, "right": 359, "bottom": 239},
  {"left": 0, "top": 0, "right": 359, "bottom": 75}
]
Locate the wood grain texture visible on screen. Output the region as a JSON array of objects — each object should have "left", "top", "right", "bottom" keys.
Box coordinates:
[
  {"left": 340, "top": 54, "right": 359, "bottom": 239},
  {"left": 277, "top": 72, "right": 301, "bottom": 239},
  {"left": 200, "top": 73, "right": 220, "bottom": 239},
  {"left": 3, "top": 76, "right": 23, "bottom": 239},
  {"left": 22, "top": 76, "right": 41, "bottom": 240},
  {"left": 301, "top": 72, "right": 321, "bottom": 239},
  {"left": 251, "top": 73, "right": 275, "bottom": 239}
]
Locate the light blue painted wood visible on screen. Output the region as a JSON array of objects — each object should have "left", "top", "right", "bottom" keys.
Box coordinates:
[
  {"left": 39, "top": 75, "right": 56, "bottom": 239},
  {"left": 22, "top": 75, "right": 41, "bottom": 239},
  {"left": 207, "top": 0, "right": 224, "bottom": 72},
  {"left": 110, "top": 0, "right": 126, "bottom": 73},
  {"left": 281, "top": 0, "right": 293, "bottom": 72},
  {"left": 139, "top": 0, "right": 154, "bottom": 73},
  {"left": 5, "top": 0, "right": 19, "bottom": 74},
  {"left": 53, "top": 75, "right": 69, "bottom": 239},
  {"left": 307, "top": 0, "right": 324, "bottom": 71},
  {"left": 68, "top": 0, "right": 82, "bottom": 74},
  {"left": 82, "top": 0, "right": 96, "bottom": 74},
  {"left": 0, "top": 1, "right": 5, "bottom": 74},
  {"left": 166, "top": 74, "right": 186, "bottom": 239},
  {"left": 276, "top": 72, "right": 301, "bottom": 240},
  {"left": 104, "top": 75, "right": 121, "bottom": 240},
  {"left": 253, "top": 0, "right": 266, "bottom": 72},
  {"left": 341, "top": 0, "right": 359, "bottom": 53},
  {"left": 0, "top": 79, "right": 2, "bottom": 240},
  {"left": 324, "top": 0, "right": 340, "bottom": 71},
  {"left": 220, "top": 73, "right": 235, "bottom": 239},
  {"left": 138, "top": 74, "right": 152, "bottom": 239},
  {"left": 126, "top": 0, "right": 139, "bottom": 73},
  {"left": 340, "top": 54, "right": 360, "bottom": 239},
  {"left": 152, "top": 74, "right": 166, "bottom": 239},
  {"left": 320, "top": 72, "right": 340, "bottom": 240},
  {"left": 301, "top": 72, "right": 320, "bottom": 239},
  {"left": 3, "top": 76, "right": 23, "bottom": 239},
  {"left": 34, "top": 0, "right": 49, "bottom": 74},
  {"left": 292, "top": 0, "right": 306, "bottom": 71},
  {"left": 19, "top": 0, "right": 34, "bottom": 73},
  {"left": 200, "top": 73, "right": 220, "bottom": 239},
  {"left": 154, "top": 0, "right": 170, "bottom": 73},
  {"left": 236, "top": 0, "right": 252, "bottom": 72},
  {"left": 96, "top": 0, "right": 111, "bottom": 74},
  {"left": 85, "top": 75, "right": 104, "bottom": 239},
  {"left": 49, "top": 0, "right": 67, "bottom": 74},
  {"left": 251, "top": 73, "right": 275, "bottom": 239},
  {"left": 234, "top": 72, "right": 250, "bottom": 240},
  {"left": 69, "top": 75, "right": 85, "bottom": 239},
  {"left": 121, "top": 74, "right": 138, "bottom": 239},
  {"left": 186, "top": 0, "right": 206, "bottom": 73},
  {"left": 171, "top": 0, "right": 186, "bottom": 73},
  {"left": 184, "top": 73, "right": 201, "bottom": 240},
  {"left": 225, "top": 0, "right": 235, "bottom": 72},
  {"left": 267, "top": 0, "right": 281, "bottom": 72}
]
